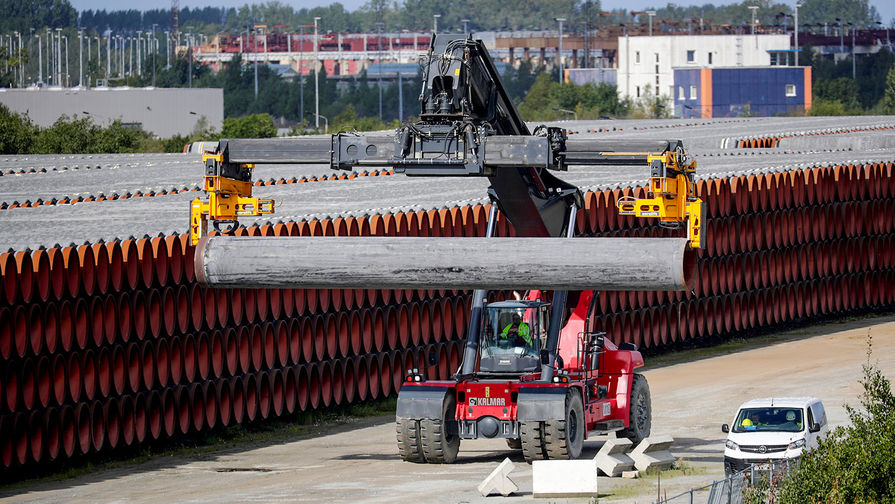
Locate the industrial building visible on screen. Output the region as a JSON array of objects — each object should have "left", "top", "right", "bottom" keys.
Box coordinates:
[
  {"left": 673, "top": 66, "right": 812, "bottom": 118},
  {"left": 0, "top": 87, "right": 223, "bottom": 138},
  {"left": 616, "top": 34, "right": 790, "bottom": 102}
]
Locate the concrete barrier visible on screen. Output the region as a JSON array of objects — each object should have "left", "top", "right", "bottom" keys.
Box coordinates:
[
  {"left": 630, "top": 435, "right": 676, "bottom": 472},
  {"left": 477, "top": 458, "right": 517, "bottom": 497},
  {"left": 532, "top": 459, "right": 598, "bottom": 498},
  {"left": 595, "top": 437, "right": 635, "bottom": 477}
]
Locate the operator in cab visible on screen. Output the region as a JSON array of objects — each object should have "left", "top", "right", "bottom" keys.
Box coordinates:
[{"left": 501, "top": 314, "right": 532, "bottom": 345}]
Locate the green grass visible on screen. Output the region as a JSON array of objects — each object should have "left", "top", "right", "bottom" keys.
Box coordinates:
[{"left": 0, "top": 397, "right": 397, "bottom": 490}]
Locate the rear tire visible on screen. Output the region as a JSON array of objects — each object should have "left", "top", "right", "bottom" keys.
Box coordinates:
[
  {"left": 396, "top": 417, "right": 424, "bottom": 463},
  {"left": 520, "top": 421, "right": 547, "bottom": 463},
  {"left": 544, "top": 389, "right": 585, "bottom": 459},
  {"left": 419, "top": 396, "right": 460, "bottom": 463},
  {"left": 619, "top": 373, "right": 651, "bottom": 445}
]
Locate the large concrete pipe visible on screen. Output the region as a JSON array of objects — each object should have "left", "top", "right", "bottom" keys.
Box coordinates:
[{"left": 195, "top": 236, "right": 697, "bottom": 291}]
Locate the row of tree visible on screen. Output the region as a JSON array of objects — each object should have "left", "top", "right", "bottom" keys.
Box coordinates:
[{"left": 22, "top": 0, "right": 882, "bottom": 37}]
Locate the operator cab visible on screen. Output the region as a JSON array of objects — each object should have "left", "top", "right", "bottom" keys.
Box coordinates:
[{"left": 479, "top": 300, "right": 548, "bottom": 374}]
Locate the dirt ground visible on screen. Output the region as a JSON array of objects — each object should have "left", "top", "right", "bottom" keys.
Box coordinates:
[{"left": 2, "top": 315, "right": 893, "bottom": 504}]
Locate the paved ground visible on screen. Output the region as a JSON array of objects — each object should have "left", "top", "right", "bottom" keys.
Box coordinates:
[
  {"left": 2, "top": 115, "right": 895, "bottom": 251},
  {"left": 2, "top": 314, "right": 892, "bottom": 504}
]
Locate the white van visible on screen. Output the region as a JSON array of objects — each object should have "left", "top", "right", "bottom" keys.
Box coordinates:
[{"left": 721, "top": 397, "right": 828, "bottom": 475}]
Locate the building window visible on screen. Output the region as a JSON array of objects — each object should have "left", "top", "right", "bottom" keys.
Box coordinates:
[
  {"left": 678, "top": 86, "right": 685, "bottom": 99},
  {"left": 655, "top": 53, "right": 660, "bottom": 63},
  {"left": 690, "top": 85, "right": 697, "bottom": 100},
  {"left": 636, "top": 86, "right": 641, "bottom": 98},
  {"left": 655, "top": 64, "right": 660, "bottom": 74},
  {"left": 785, "top": 84, "right": 797, "bottom": 97},
  {"left": 655, "top": 85, "right": 659, "bottom": 95},
  {"left": 635, "top": 51, "right": 641, "bottom": 64},
  {"left": 656, "top": 75, "right": 660, "bottom": 85},
  {"left": 687, "top": 50, "right": 695, "bottom": 63},
  {"left": 708, "top": 52, "right": 713, "bottom": 65}
]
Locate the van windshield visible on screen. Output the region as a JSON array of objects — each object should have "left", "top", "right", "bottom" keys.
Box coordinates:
[{"left": 733, "top": 407, "right": 804, "bottom": 433}]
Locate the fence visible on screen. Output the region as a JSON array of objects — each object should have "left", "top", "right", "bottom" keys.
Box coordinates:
[{"left": 655, "top": 459, "right": 799, "bottom": 504}]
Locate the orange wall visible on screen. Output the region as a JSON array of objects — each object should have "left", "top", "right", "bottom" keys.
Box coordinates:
[{"left": 700, "top": 68, "right": 713, "bottom": 118}]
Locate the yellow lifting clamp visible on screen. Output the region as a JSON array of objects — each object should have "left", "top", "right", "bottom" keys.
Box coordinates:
[
  {"left": 617, "top": 151, "right": 705, "bottom": 249},
  {"left": 189, "top": 152, "right": 275, "bottom": 245}
]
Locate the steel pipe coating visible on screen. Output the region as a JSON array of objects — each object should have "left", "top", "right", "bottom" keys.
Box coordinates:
[{"left": 195, "top": 236, "right": 697, "bottom": 291}]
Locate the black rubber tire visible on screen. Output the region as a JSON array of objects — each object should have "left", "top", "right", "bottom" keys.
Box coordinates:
[
  {"left": 396, "top": 417, "right": 425, "bottom": 463},
  {"left": 419, "top": 396, "right": 460, "bottom": 463},
  {"left": 520, "top": 421, "right": 547, "bottom": 463},
  {"left": 506, "top": 438, "right": 522, "bottom": 450},
  {"left": 544, "top": 389, "right": 585, "bottom": 460},
  {"left": 619, "top": 373, "right": 652, "bottom": 445}
]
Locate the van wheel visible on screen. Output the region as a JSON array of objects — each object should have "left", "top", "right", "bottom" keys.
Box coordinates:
[{"left": 620, "top": 374, "right": 651, "bottom": 445}]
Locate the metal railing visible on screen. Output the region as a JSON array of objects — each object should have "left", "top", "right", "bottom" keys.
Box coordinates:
[{"left": 652, "top": 459, "right": 798, "bottom": 504}]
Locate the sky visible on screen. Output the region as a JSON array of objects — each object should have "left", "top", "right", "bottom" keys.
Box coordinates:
[{"left": 69, "top": 0, "right": 895, "bottom": 26}]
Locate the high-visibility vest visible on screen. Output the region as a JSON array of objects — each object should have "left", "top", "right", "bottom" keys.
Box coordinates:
[{"left": 501, "top": 322, "right": 531, "bottom": 344}]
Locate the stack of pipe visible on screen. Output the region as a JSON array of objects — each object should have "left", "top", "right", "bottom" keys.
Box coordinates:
[{"left": 0, "top": 161, "right": 892, "bottom": 469}]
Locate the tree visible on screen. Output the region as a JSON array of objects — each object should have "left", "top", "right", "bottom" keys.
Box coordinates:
[
  {"left": 0, "top": 0, "right": 76, "bottom": 33},
  {"left": 0, "top": 103, "right": 36, "bottom": 154},
  {"left": 797, "top": 0, "right": 878, "bottom": 26},
  {"left": 221, "top": 113, "right": 277, "bottom": 138},
  {"left": 882, "top": 65, "right": 895, "bottom": 114}
]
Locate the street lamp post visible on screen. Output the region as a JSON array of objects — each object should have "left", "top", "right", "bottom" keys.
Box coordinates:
[
  {"left": 314, "top": 16, "right": 320, "bottom": 129},
  {"left": 433, "top": 14, "right": 441, "bottom": 34},
  {"left": 315, "top": 113, "right": 328, "bottom": 133},
  {"left": 152, "top": 24, "right": 157, "bottom": 86},
  {"left": 376, "top": 22, "right": 384, "bottom": 121},
  {"left": 16, "top": 31, "right": 22, "bottom": 87},
  {"left": 850, "top": 22, "right": 856, "bottom": 80},
  {"left": 79, "top": 30, "right": 83, "bottom": 86},
  {"left": 165, "top": 30, "right": 170, "bottom": 68},
  {"left": 299, "top": 25, "right": 304, "bottom": 125},
  {"left": 836, "top": 18, "right": 843, "bottom": 53},
  {"left": 56, "top": 28, "right": 62, "bottom": 85},
  {"left": 188, "top": 33, "right": 193, "bottom": 88},
  {"left": 749, "top": 6, "right": 759, "bottom": 35},
  {"left": 462, "top": 19, "right": 470, "bottom": 36},
  {"left": 555, "top": 17, "right": 566, "bottom": 84},
  {"left": 794, "top": 2, "right": 802, "bottom": 65},
  {"left": 36, "top": 34, "right": 42, "bottom": 84},
  {"left": 137, "top": 30, "right": 142, "bottom": 76},
  {"left": 876, "top": 21, "right": 890, "bottom": 52}
]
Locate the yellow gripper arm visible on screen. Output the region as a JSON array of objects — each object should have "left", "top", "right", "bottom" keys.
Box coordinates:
[
  {"left": 616, "top": 151, "right": 705, "bottom": 249},
  {"left": 190, "top": 151, "right": 275, "bottom": 246}
]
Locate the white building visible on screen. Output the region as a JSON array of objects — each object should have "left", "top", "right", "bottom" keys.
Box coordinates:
[{"left": 617, "top": 34, "right": 791, "bottom": 102}]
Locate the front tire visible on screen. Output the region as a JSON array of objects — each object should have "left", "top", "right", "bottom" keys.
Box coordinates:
[
  {"left": 619, "top": 373, "right": 651, "bottom": 445},
  {"left": 419, "top": 395, "right": 460, "bottom": 463},
  {"left": 396, "top": 417, "right": 424, "bottom": 463},
  {"left": 544, "top": 389, "right": 585, "bottom": 459},
  {"left": 520, "top": 421, "right": 547, "bottom": 463}
]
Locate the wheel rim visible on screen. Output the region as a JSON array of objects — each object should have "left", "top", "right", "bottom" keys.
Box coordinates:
[
  {"left": 635, "top": 391, "right": 648, "bottom": 429},
  {"left": 569, "top": 409, "right": 579, "bottom": 442}
]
